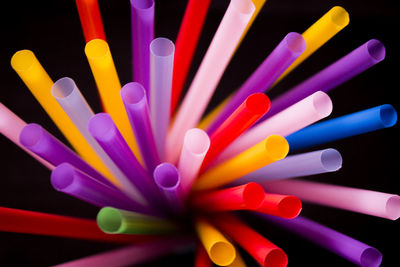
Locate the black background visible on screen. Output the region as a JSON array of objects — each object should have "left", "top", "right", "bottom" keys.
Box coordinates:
[{"left": 0, "top": 0, "right": 399, "bottom": 266}]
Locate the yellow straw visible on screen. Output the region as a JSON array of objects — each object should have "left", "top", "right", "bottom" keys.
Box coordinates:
[
  {"left": 10, "top": 50, "right": 117, "bottom": 184},
  {"left": 195, "top": 218, "right": 236, "bottom": 266},
  {"left": 193, "top": 135, "right": 289, "bottom": 191}
]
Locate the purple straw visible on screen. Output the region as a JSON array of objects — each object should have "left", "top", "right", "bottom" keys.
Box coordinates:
[
  {"left": 131, "top": 0, "right": 154, "bottom": 97},
  {"left": 19, "top": 123, "right": 112, "bottom": 187},
  {"left": 121, "top": 82, "right": 160, "bottom": 173},
  {"left": 264, "top": 39, "right": 386, "bottom": 120},
  {"left": 257, "top": 214, "right": 383, "bottom": 267},
  {"left": 206, "top": 32, "right": 306, "bottom": 134}
]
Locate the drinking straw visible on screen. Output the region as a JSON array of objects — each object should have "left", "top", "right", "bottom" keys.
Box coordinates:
[
  {"left": 121, "top": 82, "right": 160, "bottom": 172},
  {"left": 236, "top": 148, "right": 342, "bottom": 184},
  {"left": 150, "top": 38, "right": 175, "bottom": 160},
  {"left": 171, "top": 0, "right": 212, "bottom": 115},
  {"left": 0, "top": 103, "right": 54, "bottom": 170},
  {"left": 195, "top": 218, "right": 236, "bottom": 266},
  {"left": 258, "top": 214, "right": 383, "bottom": 267},
  {"left": 212, "top": 213, "right": 288, "bottom": 267},
  {"left": 194, "top": 243, "right": 213, "bottom": 267},
  {"left": 264, "top": 179, "right": 400, "bottom": 220},
  {"left": 153, "top": 163, "right": 184, "bottom": 213},
  {"left": 178, "top": 128, "right": 210, "bottom": 196},
  {"left": 265, "top": 39, "right": 386, "bottom": 119},
  {"left": 254, "top": 193, "right": 302, "bottom": 219},
  {"left": 97, "top": 207, "right": 177, "bottom": 234},
  {"left": 51, "top": 163, "right": 150, "bottom": 214},
  {"left": 191, "top": 183, "right": 265, "bottom": 212},
  {"left": 287, "top": 104, "right": 397, "bottom": 152},
  {"left": 194, "top": 135, "right": 289, "bottom": 191},
  {"left": 0, "top": 206, "right": 156, "bottom": 244},
  {"left": 238, "top": 0, "right": 267, "bottom": 45},
  {"left": 206, "top": 32, "right": 306, "bottom": 134},
  {"left": 214, "top": 91, "right": 332, "bottom": 164},
  {"left": 167, "top": 0, "right": 256, "bottom": 164},
  {"left": 131, "top": 0, "right": 154, "bottom": 93},
  {"left": 10, "top": 49, "right": 113, "bottom": 180},
  {"left": 84, "top": 39, "right": 141, "bottom": 161},
  {"left": 75, "top": 0, "right": 106, "bottom": 43},
  {"left": 200, "top": 93, "right": 270, "bottom": 171},
  {"left": 88, "top": 113, "right": 162, "bottom": 207}
]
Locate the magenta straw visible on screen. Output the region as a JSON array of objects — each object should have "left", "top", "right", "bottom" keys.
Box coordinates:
[
  {"left": 257, "top": 214, "right": 382, "bottom": 267},
  {"left": 121, "top": 82, "right": 160, "bottom": 172},
  {"left": 88, "top": 113, "right": 163, "bottom": 209},
  {"left": 206, "top": 32, "right": 306, "bottom": 134},
  {"left": 51, "top": 163, "right": 149, "bottom": 214},
  {"left": 264, "top": 39, "right": 386, "bottom": 119},
  {"left": 131, "top": 0, "right": 154, "bottom": 95}
]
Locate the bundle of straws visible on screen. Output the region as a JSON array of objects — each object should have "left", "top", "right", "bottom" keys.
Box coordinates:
[{"left": 1, "top": 0, "right": 399, "bottom": 266}]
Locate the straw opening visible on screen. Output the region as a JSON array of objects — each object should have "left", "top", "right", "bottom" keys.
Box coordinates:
[
  {"left": 243, "top": 183, "right": 265, "bottom": 209},
  {"left": 85, "top": 39, "right": 110, "bottom": 59},
  {"left": 11, "top": 50, "right": 36, "bottom": 72},
  {"left": 367, "top": 40, "right": 385, "bottom": 61},
  {"left": 312, "top": 91, "right": 333, "bottom": 118},
  {"left": 285, "top": 32, "right": 306, "bottom": 53},
  {"left": 154, "top": 163, "right": 180, "bottom": 189},
  {"left": 320, "top": 149, "right": 342, "bottom": 171},
  {"left": 51, "top": 77, "right": 76, "bottom": 99},
  {"left": 264, "top": 135, "right": 290, "bottom": 161},
  {"left": 278, "top": 196, "right": 302, "bottom": 219},
  {"left": 385, "top": 195, "right": 400, "bottom": 220},
  {"left": 209, "top": 241, "right": 236, "bottom": 266},
  {"left": 329, "top": 6, "right": 350, "bottom": 28},
  {"left": 263, "top": 249, "right": 288, "bottom": 267},
  {"left": 51, "top": 163, "right": 75, "bottom": 190},
  {"left": 184, "top": 129, "right": 210, "bottom": 156},
  {"left": 360, "top": 247, "right": 382, "bottom": 267},
  {"left": 20, "top": 124, "right": 43, "bottom": 148},
  {"left": 245, "top": 93, "right": 270, "bottom": 115},
  {"left": 88, "top": 113, "right": 116, "bottom": 141},
  {"left": 121, "top": 82, "right": 146, "bottom": 105},
  {"left": 379, "top": 104, "right": 397, "bottom": 127},
  {"left": 231, "top": 0, "right": 256, "bottom": 15},
  {"left": 97, "top": 207, "right": 123, "bottom": 233},
  {"left": 150, "top": 38, "right": 174, "bottom": 57},
  {"left": 131, "top": 0, "right": 154, "bottom": 9}
]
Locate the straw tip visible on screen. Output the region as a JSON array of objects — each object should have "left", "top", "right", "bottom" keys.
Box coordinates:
[
  {"left": 321, "top": 148, "right": 342, "bottom": 171},
  {"left": 312, "top": 91, "right": 333, "bottom": 118},
  {"left": 329, "top": 6, "right": 350, "bottom": 28},
  {"left": 243, "top": 182, "right": 265, "bottom": 209},
  {"left": 264, "top": 135, "right": 290, "bottom": 161},
  {"left": 264, "top": 248, "right": 288, "bottom": 267},
  {"left": 88, "top": 113, "right": 117, "bottom": 141},
  {"left": 278, "top": 196, "right": 302, "bottom": 219},
  {"left": 379, "top": 104, "right": 397, "bottom": 127},
  {"left": 19, "top": 123, "right": 44, "bottom": 149},
  {"left": 121, "top": 82, "right": 147, "bottom": 105},
  {"left": 366, "top": 40, "right": 386, "bottom": 62},
  {"left": 97, "top": 207, "right": 123, "bottom": 234},
  {"left": 11, "top": 50, "right": 36, "bottom": 72},
  {"left": 85, "top": 39, "right": 110, "bottom": 59},
  {"left": 209, "top": 241, "right": 236, "bottom": 266},
  {"left": 386, "top": 195, "right": 400, "bottom": 220},
  {"left": 183, "top": 128, "right": 210, "bottom": 156},
  {"left": 130, "top": 0, "right": 154, "bottom": 9},
  {"left": 153, "top": 163, "right": 180, "bottom": 189},
  {"left": 245, "top": 93, "right": 271, "bottom": 116},
  {"left": 150, "top": 37, "right": 175, "bottom": 57},
  {"left": 50, "top": 163, "right": 76, "bottom": 191},
  {"left": 285, "top": 32, "right": 306, "bottom": 54},
  {"left": 51, "top": 77, "right": 77, "bottom": 99},
  {"left": 360, "top": 247, "right": 382, "bottom": 267}
]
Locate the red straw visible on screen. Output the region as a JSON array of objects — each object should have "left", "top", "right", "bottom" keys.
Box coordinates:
[
  {"left": 191, "top": 182, "right": 265, "bottom": 212},
  {"left": 0, "top": 207, "right": 155, "bottom": 244},
  {"left": 170, "top": 0, "right": 211, "bottom": 114},
  {"left": 212, "top": 213, "right": 288, "bottom": 267},
  {"left": 200, "top": 93, "right": 270, "bottom": 171},
  {"left": 194, "top": 242, "right": 213, "bottom": 267},
  {"left": 75, "top": 0, "right": 106, "bottom": 42},
  {"left": 255, "top": 193, "right": 302, "bottom": 219}
]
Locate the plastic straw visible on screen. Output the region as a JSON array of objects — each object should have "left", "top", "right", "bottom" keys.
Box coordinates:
[
  {"left": 194, "top": 135, "right": 289, "bottom": 191},
  {"left": 194, "top": 243, "right": 213, "bottom": 267},
  {"left": 191, "top": 183, "right": 265, "bottom": 212},
  {"left": 238, "top": 0, "right": 267, "bottom": 45},
  {"left": 266, "top": 39, "right": 386, "bottom": 119},
  {"left": 85, "top": 39, "right": 141, "bottom": 160},
  {"left": 201, "top": 93, "right": 270, "bottom": 171},
  {"left": 264, "top": 179, "right": 400, "bottom": 220},
  {"left": 97, "top": 207, "right": 177, "bottom": 235},
  {"left": 236, "top": 148, "right": 342, "bottom": 184},
  {"left": 75, "top": 0, "right": 106, "bottom": 42},
  {"left": 215, "top": 91, "right": 332, "bottom": 164},
  {"left": 131, "top": 0, "right": 154, "bottom": 94},
  {"left": 0, "top": 206, "right": 155, "bottom": 244},
  {"left": 51, "top": 163, "right": 149, "bottom": 214},
  {"left": 212, "top": 213, "right": 288, "bottom": 267},
  {"left": 254, "top": 193, "right": 302, "bottom": 219},
  {"left": 287, "top": 104, "right": 397, "bottom": 152},
  {"left": 153, "top": 163, "right": 184, "bottom": 213},
  {"left": 11, "top": 49, "right": 113, "bottom": 180},
  {"left": 258, "top": 214, "right": 383, "bottom": 267},
  {"left": 121, "top": 82, "right": 160, "bottom": 172},
  {"left": 195, "top": 218, "right": 236, "bottom": 266},
  {"left": 206, "top": 32, "right": 305, "bottom": 134},
  {"left": 167, "top": 0, "right": 256, "bottom": 164},
  {"left": 178, "top": 128, "right": 210, "bottom": 196},
  {"left": 171, "top": 0, "right": 212, "bottom": 114},
  {"left": 0, "top": 103, "right": 54, "bottom": 170},
  {"left": 150, "top": 37, "right": 175, "bottom": 160}
]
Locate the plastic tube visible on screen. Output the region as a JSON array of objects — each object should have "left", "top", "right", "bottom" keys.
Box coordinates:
[
  {"left": 191, "top": 183, "right": 265, "bottom": 212},
  {"left": 178, "top": 128, "right": 210, "bottom": 196},
  {"left": 258, "top": 214, "right": 383, "bottom": 267},
  {"left": 167, "top": 0, "right": 256, "bottom": 164},
  {"left": 75, "top": 0, "right": 106, "bottom": 42},
  {"left": 195, "top": 218, "right": 236, "bottom": 266},
  {"left": 287, "top": 104, "right": 397, "bottom": 152},
  {"left": 150, "top": 38, "right": 175, "bottom": 160},
  {"left": 254, "top": 193, "right": 302, "bottom": 219},
  {"left": 206, "top": 32, "right": 305, "bottom": 134},
  {"left": 194, "top": 243, "right": 213, "bottom": 267},
  {"left": 201, "top": 93, "right": 270, "bottom": 171},
  {"left": 236, "top": 148, "right": 342, "bottom": 184},
  {"left": 215, "top": 91, "right": 332, "bottom": 164},
  {"left": 238, "top": 0, "right": 267, "bottom": 44},
  {"left": 10, "top": 49, "right": 112, "bottom": 180},
  {"left": 264, "top": 179, "right": 400, "bottom": 220},
  {"left": 194, "top": 135, "right": 289, "bottom": 191},
  {"left": 212, "top": 213, "right": 288, "bottom": 267},
  {"left": 131, "top": 0, "right": 154, "bottom": 94},
  {"left": 171, "top": 0, "right": 212, "bottom": 114},
  {"left": 121, "top": 82, "right": 160, "bottom": 172},
  {"left": 0, "top": 103, "right": 54, "bottom": 170}
]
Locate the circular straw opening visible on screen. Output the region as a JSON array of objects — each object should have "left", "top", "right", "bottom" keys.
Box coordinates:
[
  {"left": 150, "top": 38, "right": 174, "bottom": 57},
  {"left": 11, "top": 50, "right": 36, "bottom": 72},
  {"left": 88, "top": 113, "right": 116, "bottom": 141},
  {"left": 367, "top": 40, "right": 385, "bottom": 61},
  {"left": 245, "top": 93, "right": 271, "bottom": 115},
  {"left": 379, "top": 104, "right": 397, "bottom": 127},
  {"left": 278, "top": 196, "right": 302, "bottom": 219},
  {"left": 320, "top": 149, "right": 343, "bottom": 171},
  {"left": 264, "top": 135, "right": 289, "bottom": 161},
  {"left": 385, "top": 195, "right": 400, "bottom": 220},
  {"left": 51, "top": 77, "right": 76, "bottom": 99},
  {"left": 131, "top": 0, "right": 153, "bottom": 9},
  {"left": 121, "top": 82, "right": 146, "bottom": 104},
  {"left": 97, "top": 207, "right": 123, "bottom": 233},
  {"left": 243, "top": 182, "right": 265, "bottom": 209},
  {"left": 85, "top": 39, "right": 110, "bottom": 59},
  {"left": 360, "top": 247, "right": 382, "bottom": 267},
  {"left": 329, "top": 6, "right": 350, "bottom": 28},
  {"left": 264, "top": 248, "right": 288, "bottom": 267},
  {"left": 184, "top": 129, "right": 210, "bottom": 155},
  {"left": 285, "top": 32, "right": 306, "bottom": 53},
  {"left": 209, "top": 241, "right": 236, "bottom": 266},
  {"left": 231, "top": 0, "right": 255, "bottom": 14},
  {"left": 154, "top": 163, "right": 180, "bottom": 189},
  {"left": 19, "top": 123, "right": 44, "bottom": 148},
  {"left": 50, "top": 163, "right": 75, "bottom": 190},
  {"left": 312, "top": 91, "right": 333, "bottom": 118}
]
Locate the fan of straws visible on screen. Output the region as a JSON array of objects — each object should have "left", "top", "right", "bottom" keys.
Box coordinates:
[{"left": 1, "top": 0, "right": 399, "bottom": 266}]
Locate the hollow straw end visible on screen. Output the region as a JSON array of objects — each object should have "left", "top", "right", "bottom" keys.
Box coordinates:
[
  {"left": 19, "top": 123, "right": 44, "bottom": 150},
  {"left": 88, "top": 113, "right": 117, "bottom": 142},
  {"left": 50, "top": 163, "right": 76, "bottom": 191},
  {"left": 263, "top": 248, "right": 288, "bottom": 267},
  {"left": 264, "top": 135, "right": 290, "bottom": 161}
]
